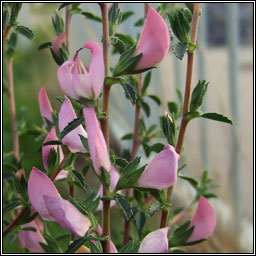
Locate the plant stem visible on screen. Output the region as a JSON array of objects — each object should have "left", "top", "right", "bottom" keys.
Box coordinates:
[
  {"left": 65, "top": 5, "right": 71, "bottom": 49},
  {"left": 99, "top": 3, "right": 111, "bottom": 253},
  {"left": 160, "top": 3, "right": 201, "bottom": 228},
  {"left": 7, "top": 58, "right": 20, "bottom": 162},
  {"left": 3, "top": 149, "right": 71, "bottom": 237},
  {"left": 3, "top": 24, "right": 11, "bottom": 42}
]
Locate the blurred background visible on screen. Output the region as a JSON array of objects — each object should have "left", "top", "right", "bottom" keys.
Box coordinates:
[{"left": 3, "top": 3, "right": 253, "bottom": 253}]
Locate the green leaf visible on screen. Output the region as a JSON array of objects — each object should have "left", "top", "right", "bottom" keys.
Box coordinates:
[
  {"left": 201, "top": 113, "right": 233, "bottom": 125},
  {"left": 147, "top": 95, "right": 161, "bottom": 106},
  {"left": 59, "top": 44, "right": 69, "bottom": 63},
  {"left": 114, "top": 156, "right": 129, "bottom": 168},
  {"left": 120, "top": 11, "right": 134, "bottom": 23},
  {"left": 99, "top": 167, "right": 111, "bottom": 188},
  {"left": 78, "top": 134, "right": 89, "bottom": 151},
  {"left": 38, "top": 42, "right": 52, "bottom": 50},
  {"left": 60, "top": 117, "right": 84, "bottom": 139},
  {"left": 141, "top": 71, "right": 152, "bottom": 95},
  {"left": 52, "top": 12, "right": 64, "bottom": 36},
  {"left": 115, "top": 195, "right": 133, "bottom": 221},
  {"left": 134, "top": 211, "right": 146, "bottom": 238},
  {"left": 15, "top": 25, "right": 35, "bottom": 39},
  {"left": 104, "top": 76, "right": 121, "bottom": 86},
  {"left": 190, "top": 80, "right": 209, "bottom": 112},
  {"left": 121, "top": 82, "right": 137, "bottom": 105},
  {"left": 40, "top": 234, "right": 63, "bottom": 253},
  {"left": 65, "top": 236, "right": 89, "bottom": 253},
  {"left": 47, "top": 148, "right": 59, "bottom": 173},
  {"left": 168, "top": 101, "right": 179, "bottom": 118},
  {"left": 178, "top": 175, "right": 198, "bottom": 188},
  {"left": 183, "top": 239, "right": 207, "bottom": 246},
  {"left": 7, "top": 32, "right": 18, "bottom": 49},
  {"left": 3, "top": 201, "right": 21, "bottom": 215},
  {"left": 135, "top": 18, "right": 144, "bottom": 26},
  {"left": 14, "top": 174, "right": 28, "bottom": 202},
  {"left": 149, "top": 202, "right": 163, "bottom": 217},
  {"left": 114, "top": 33, "right": 135, "bottom": 50},
  {"left": 72, "top": 169, "right": 85, "bottom": 187},
  {"left": 168, "top": 8, "right": 190, "bottom": 43},
  {"left": 86, "top": 240, "right": 103, "bottom": 253},
  {"left": 10, "top": 3, "right": 22, "bottom": 26},
  {"left": 139, "top": 100, "right": 150, "bottom": 117},
  {"left": 160, "top": 113, "right": 176, "bottom": 146},
  {"left": 115, "top": 157, "right": 144, "bottom": 190},
  {"left": 3, "top": 10, "right": 9, "bottom": 30},
  {"left": 81, "top": 11, "right": 102, "bottom": 22},
  {"left": 43, "top": 140, "right": 62, "bottom": 146},
  {"left": 18, "top": 209, "right": 37, "bottom": 225},
  {"left": 113, "top": 46, "right": 142, "bottom": 77},
  {"left": 109, "top": 3, "right": 122, "bottom": 36},
  {"left": 172, "top": 42, "right": 188, "bottom": 60},
  {"left": 183, "top": 111, "right": 201, "bottom": 121},
  {"left": 121, "top": 133, "right": 133, "bottom": 141}
]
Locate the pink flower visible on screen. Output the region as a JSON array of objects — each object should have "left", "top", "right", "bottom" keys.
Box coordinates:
[
  {"left": 59, "top": 97, "right": 87, "bottom": 153},
  {"left": 135, "top": 7, "right": 170, "bottom": 70},
  {"left": 57, "top": 41, "right": 104, "bottom": 100},
  {"left": 187, "top": 196, "right": 217, "bottom": 242},
  {"left": 96, "top": 165, "right": 120, "bottom": 211},
  {"left": 28, "top": 168, "right": 91, "bottom": 236},
  {"left": 83, "top": 106, "right": 110, "bottom": 175},
  {"left": 139, "top": 228, "right": 170, "bottom": 253},
  {"left": 38, "top": 87, "right": 53, "bottom": 122},
  {"left": 44, "top": 196, "right": 91, "bottom": 237},
  {"left": 52, "top": 32, "right": 66, "bottom": 56},
  {"left": 42, "top": 126, "right": 68, "bottom": 180},
  {"left": 137, "top": 145, "right": 179, "bottom": 190},
  {"left": 15, "top": 169, "right": 25, "bottom": 179},
  {"left": 18, "top": 218, "right": 46, "bottom": 253}
]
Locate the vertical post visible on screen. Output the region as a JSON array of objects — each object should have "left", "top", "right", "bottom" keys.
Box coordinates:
[{"left": 226, "top": 3, "right": 240, "bottom": 216}]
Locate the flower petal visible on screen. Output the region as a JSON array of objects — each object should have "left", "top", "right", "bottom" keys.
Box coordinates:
[
  {"left": 15, "top": 169, "right": 25, "bottom": 179},
  {"left": 135, "top": 7, "right": 170, "bottom": 70},
  {"left": 187, "top": 196, "right": 217, "bottom": 242},
  {"left": 38, "top": 87, "right": 53, "bottom": 122},
  {"left": 137, "top": 145, "right": 179, "bottom": 190},
  {"left": 139, "top": 227, "right": 169, "bottom": 253},
  {"left": 57, "top": 60, "right": 78, "bottom": 100},
  {"left": 44, "top": 195, "right": 91, "bottom": 237},
  {"left": 59, "top": 97, "right": 87, "bottom": 153},
  {"left": 28, "top": 167, "right": 61, "bottom": 220},
  {"left": 83, "top": 107, "right": 110, "bottom": 175},
  {"left": 97, "top": 165, "right": 120, "bottom": 211},
  {"left": 18, "top": 219, "right": 46, "bottom": 253},
  {"left": 52, "top": 32, "right": 66, "bottom": 56},
  {"left": 83, "top": 41, "right": 104, "bottom": 99}
]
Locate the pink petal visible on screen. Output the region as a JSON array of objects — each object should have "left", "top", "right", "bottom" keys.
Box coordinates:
[
  {"left": 187, "top": 196, "right": 217, "bottom": 242},
  {"left": 55, "top": 170, "right": 69, "bottom": 180},
  {"left": 72, "top": 58, "right": 94, "bottom": 99},
  {"left": 38, "top": 87, "right": 53, "bottom": 122},
  {"left": 83, "top": 107, "right": 110, "bottom": 175},
  {"left": 138, "top": 227, "right": 169, "bottom": 253},
  {"left": 83, "top": 41, "right": 105, "bottom": 99},
  {"left": 57, "top": 61, "right": 78, "bottom": 100},
  {"left": 28, "top": 167, "right": 61, "bottom": 220},
  {"left": 97, "top": 165, "right": 120, "bottom": 211},
  {"left": 137, "top": 145, "right": 179, "bottom": 190},
  {"left": 97, "top": 225, "right": 117, "bottom": 253},
  {"left": 44, "top": 196, "right": 91, "bottom": 237},
  {"left": 52, "top": 32, "right": 66, "bottom": 56},
  {"left": 18, "top": 219, "right": 46, "bottom": 253},
  {"left": 59, "top": 97, "right": 87, "bottom": 153},
  {"left": 135, "top": 7, "right": 170, "bottom": 70}
]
